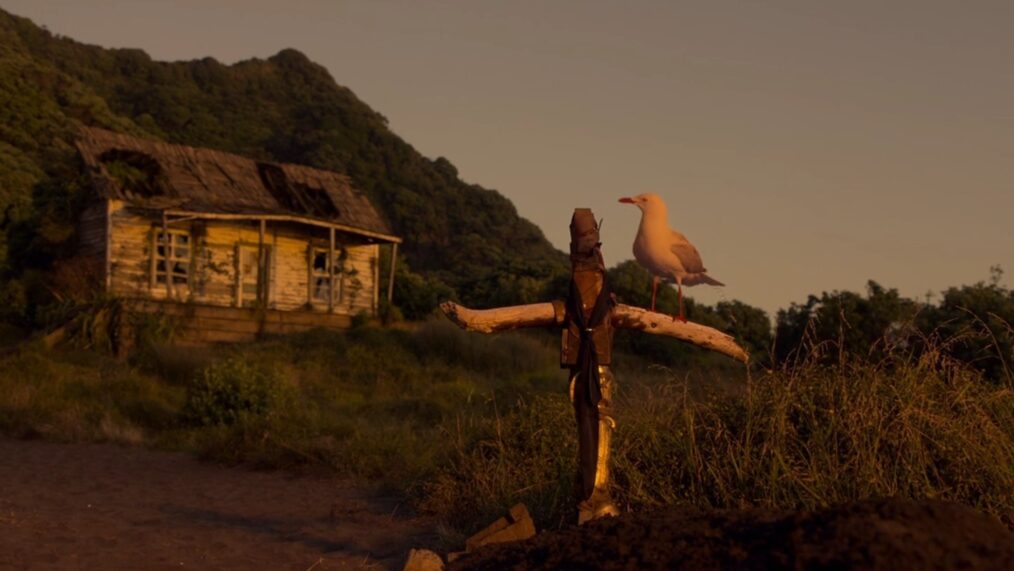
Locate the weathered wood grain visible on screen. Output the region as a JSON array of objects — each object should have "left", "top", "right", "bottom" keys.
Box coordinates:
[
  {"left": 612, "top": 304, "right": 749, "bottom": 363},
  {"left": 440, "top": 301, "right": 561, "bottom": 333},
  {"left": 439, "top": 300, "right": 749, "bottom": 363}
]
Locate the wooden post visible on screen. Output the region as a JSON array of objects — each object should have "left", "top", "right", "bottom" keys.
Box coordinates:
[
  {"left": 328, "top": 227, "right": 336, "bottom": 313},
  {"left": 387, "top": 242, "right": 398, "bottom": 304},
  {"left": 306, "top": 245, "right": 314, "bottom": 307},
  {"left": 372, "top": 243, "right": 380, "bottom": 314},
  {"left": 373, "top": 241, "right": 381, "bottom": 312},
  {"left": 234, "top": 243, "right": 242, "bottom": 307},
  {"left": 438, "top": 208, "right": 749, "bottom": 526},
  {"left": 104, "top": 199, "right": 113, "bottom": 293},
  {"left": 258, "top": 218, "right": 266, "bottom": 306},
  {"left": 162, "top": 211, "right": 173, "bottom": 299},
  {"left": 149, "top": 220, "right": 157, "bottom": 291}
]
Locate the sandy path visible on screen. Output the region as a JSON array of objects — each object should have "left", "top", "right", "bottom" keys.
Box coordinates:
[{"left": 0, "top": 438, "right": 435, "bottom": 570}]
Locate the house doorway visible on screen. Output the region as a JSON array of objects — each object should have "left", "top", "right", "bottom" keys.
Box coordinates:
[{"left": 238, "top": 244, "right": 272, "bottom": 308}]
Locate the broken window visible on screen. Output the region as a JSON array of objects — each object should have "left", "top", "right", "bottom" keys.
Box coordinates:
[
  {"left": 155, "top": 231, "right": 190, "bottom": 287},
  {"left": 310, "top": 247, "right": 343, "bottom": 304}
]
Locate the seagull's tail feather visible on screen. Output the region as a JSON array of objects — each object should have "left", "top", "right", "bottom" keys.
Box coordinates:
[{"left": 684, "top": 272, "right": 724, "bottom": 287}]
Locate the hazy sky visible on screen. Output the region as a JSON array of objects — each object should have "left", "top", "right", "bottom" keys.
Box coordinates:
[{"left": 4, "top": 0, "right": 1012, "bottom": 315}]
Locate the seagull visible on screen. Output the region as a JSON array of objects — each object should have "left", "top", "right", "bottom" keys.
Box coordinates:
[{"left": 618, "top": 193, "right": 724, "bottom": 322}]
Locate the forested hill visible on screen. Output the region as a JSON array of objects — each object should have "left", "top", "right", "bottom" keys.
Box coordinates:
[{"left": 0, "top": 8, "right": 567, "bottom": 317}]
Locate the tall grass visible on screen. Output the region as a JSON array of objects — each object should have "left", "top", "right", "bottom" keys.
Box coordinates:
[
  {"left": 159, "top": 321, "right": 564, "bottom": 490},
  {"left": 0, "top": 344, "right": 181, "bottom": 444},
  {"left": 427, "top": 336, "right": 1014, "bottom": 531},
  {"left": 2, "top": 318, "right": 1012, "bottom": 534},
  {"left": 0, "top": 320, "right": 565, "bottom": 494}
]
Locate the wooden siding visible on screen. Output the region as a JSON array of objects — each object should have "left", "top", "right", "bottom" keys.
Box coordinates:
[
  {"left": 107, "top": 206, "right": 379, "bottom": 319},
  {"left": 78, "top": 200, "right": 107, "bottom": 263},
  {"left": 125, "top": 300, "right": 355, "bottom": 344}
]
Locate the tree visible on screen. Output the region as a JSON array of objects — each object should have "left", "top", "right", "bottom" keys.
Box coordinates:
[
  {"left": 917, "top": 267, "right": 1013, "bottom": 382},
  {"left": 775, "top": 281, "right": 919, "bottom": 365}
]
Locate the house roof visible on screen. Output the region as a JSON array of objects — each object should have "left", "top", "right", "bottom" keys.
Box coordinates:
[{"left": 76, "top": 126, "right": 397, "bottom": 241}]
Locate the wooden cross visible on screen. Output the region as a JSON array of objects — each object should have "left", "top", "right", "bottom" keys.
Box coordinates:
[{"left": 440, "top": 208, "right": 747, "bottom": 524}]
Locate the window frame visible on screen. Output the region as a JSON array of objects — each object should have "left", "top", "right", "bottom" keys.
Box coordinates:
[
  {"left": 152, "top": 228, "right": 192, "bottom": 291},
  {"left": 308, "top": 246, "right": 344, "bottom": 307}
]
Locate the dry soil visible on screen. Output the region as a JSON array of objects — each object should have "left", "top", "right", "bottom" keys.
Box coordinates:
[{"left": 0, "top": 438, "right": 435, "bottom": 570}]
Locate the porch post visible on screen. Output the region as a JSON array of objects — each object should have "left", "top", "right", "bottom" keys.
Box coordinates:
[
  {"left": 387, "top": 242, "right": 398, "bottom": 304},
  {"left": 258, "top": 218, "right": 266, "bottom": 306},
  {"left": 328, "top": 227, "right": 336, "bottom": 313},
  {"left": 162, "top": 211, "right": 173, "bottom": 299},
  {"left": 104, "top": 200, "right": 113, "bottom": 293}
]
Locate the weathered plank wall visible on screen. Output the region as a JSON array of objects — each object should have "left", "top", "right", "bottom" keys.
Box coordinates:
[
  {"left": 78, "top": 201, "right": 107, "bottom": 262},
  {"left": 107, "top": 201, "right": 154, "bottom": 298},
  {"left": 125, "top": 300, "right": 354, "bottom": 344},
  {"left": 107, "top": 204, "right": 379, "bottom": 317}
]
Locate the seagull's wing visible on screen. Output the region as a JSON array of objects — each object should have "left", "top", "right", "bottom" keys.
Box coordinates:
[{"left": 669, "top": 230, "right": 706, "bottom": 273}]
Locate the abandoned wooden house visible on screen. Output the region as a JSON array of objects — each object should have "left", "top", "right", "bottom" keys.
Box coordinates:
[{"left": 75, "top": 126, "right": 401, "bottom": 344}]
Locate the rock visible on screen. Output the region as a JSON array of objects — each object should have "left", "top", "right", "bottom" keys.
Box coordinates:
[
  {"left": 403, "top": 548, "right": 444, "bottom": 571},
  {"left": 464, "top": 503, "right": 536, "bottom": 552}
]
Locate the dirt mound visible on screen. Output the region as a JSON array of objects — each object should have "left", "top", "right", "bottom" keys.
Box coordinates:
[{"left": 451, "top": 499, "right": 1014, "bottom": 571}]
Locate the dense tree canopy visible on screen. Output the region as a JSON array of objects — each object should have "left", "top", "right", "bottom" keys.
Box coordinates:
[
  {"left": 775, "top": 269, "right": 1013, "bottom": 381},
  {"left": 0, "top": 8, "right": 566, "bottom": 320}
]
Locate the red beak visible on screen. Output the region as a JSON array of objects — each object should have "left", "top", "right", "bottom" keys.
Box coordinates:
[{"left": 618, "top": 197, "right": 635, "bottom": 204}]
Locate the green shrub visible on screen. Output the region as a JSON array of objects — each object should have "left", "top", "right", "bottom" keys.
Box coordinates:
[{"left": 184, "top": 358, "right": 283, "bottom": 426}]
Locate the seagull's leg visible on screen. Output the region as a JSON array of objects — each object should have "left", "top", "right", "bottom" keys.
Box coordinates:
[
  {"left": 677, "top": 283, "right": 687, "bottom": 323},
  {"left": 650, "top": 276, "right": 659, "bottom": 312}
]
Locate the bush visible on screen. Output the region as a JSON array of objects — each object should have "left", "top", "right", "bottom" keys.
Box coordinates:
[
  {"left": 392, "top": 263, "right": 456, "bottom": 320},
  {"left": 184, "top": 358, "right": 283, "bottom": 426}
]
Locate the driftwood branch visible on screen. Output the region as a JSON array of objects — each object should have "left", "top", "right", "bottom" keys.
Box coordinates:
[
  {"left": 440, "top": 301, "right": 558, "bottom": 333},
  {"left": 440, "top": 300, "right": 749, "bottom": 363},
  {"left": 612, "top": 304, "right": 749, "bottom": 363}
]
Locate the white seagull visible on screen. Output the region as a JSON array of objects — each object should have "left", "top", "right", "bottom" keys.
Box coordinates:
[{"left": 619, "top": 193, "right": 724, "bottom": 322}]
